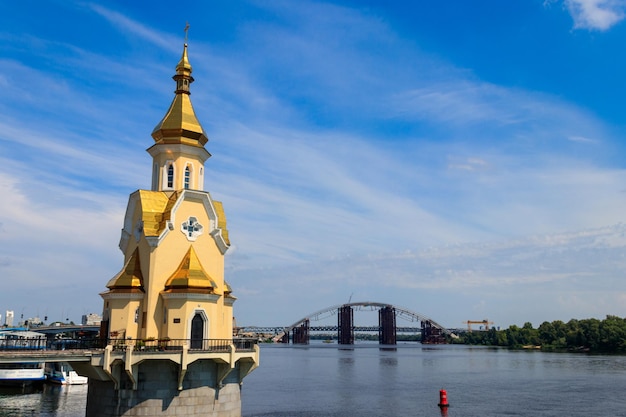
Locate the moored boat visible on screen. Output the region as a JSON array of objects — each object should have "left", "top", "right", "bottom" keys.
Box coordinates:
[
  {"left": 0, "top": 329, "right": 47, "bottom": 387},
  {"left": 0, "top": 362, "right": 45, "bottom": 387},
  {"left": 45, "top": 362, "right": 88, "bottom": 385}
]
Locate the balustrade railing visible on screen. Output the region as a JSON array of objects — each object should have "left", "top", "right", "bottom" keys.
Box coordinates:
[{"left": 0, "top": 336, "right": 257, "bottom": 353}]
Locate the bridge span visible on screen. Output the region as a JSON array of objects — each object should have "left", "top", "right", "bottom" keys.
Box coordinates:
[{"left": 237, "top": 301, "right": 455, "bottom": 345}]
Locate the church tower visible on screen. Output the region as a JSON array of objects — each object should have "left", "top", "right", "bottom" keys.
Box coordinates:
[{"left": 100, "top": 41, "right": 235, "bottom": 344}]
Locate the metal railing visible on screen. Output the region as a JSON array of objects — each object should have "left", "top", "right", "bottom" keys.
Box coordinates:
[
  {"left": 0, "top": 337, "right": 48, "bottom": 351},
  {"left": 1, "top": 337, "right": 257, "bottom": 353},
  {"left": 110, "top": 338, "right": 257, "bottom": 352}
]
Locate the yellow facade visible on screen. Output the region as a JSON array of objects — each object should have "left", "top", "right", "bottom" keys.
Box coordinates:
[{"left": 100, "top": 42, "right": 234, "bottom": 343}]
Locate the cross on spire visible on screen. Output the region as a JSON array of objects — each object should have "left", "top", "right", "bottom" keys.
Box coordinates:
[{"left": 184, "top": 22, "right": 190, "bottom": 44}]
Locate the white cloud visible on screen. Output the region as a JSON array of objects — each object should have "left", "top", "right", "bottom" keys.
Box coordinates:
[
  {"left": 87, "top": 4, "right": 177, "bottom": 52},
  {"left": 564, "top": 0, "right": 626, "bottom": 30},
  {"left": 231, "top": 224, "right": 626, "bottom": 326},
  {"left": 2, "top": 1, "right": 626, "bottom": 327},
  {"left": 567, "top": 135, "right": 598, "bottom": 143}
]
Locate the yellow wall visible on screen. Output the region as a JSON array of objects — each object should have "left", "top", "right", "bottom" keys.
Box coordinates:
[{"left": 105, "top": 190, "right": 232, "bottom": 342}]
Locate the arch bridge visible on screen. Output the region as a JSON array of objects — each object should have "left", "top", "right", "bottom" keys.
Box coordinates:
[{"left": 269, "top": 301, "right": 454, "bottom": 345}]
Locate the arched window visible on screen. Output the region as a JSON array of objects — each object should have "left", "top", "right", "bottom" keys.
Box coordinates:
[
  {"left": 184, "top": 165, "right": 191, "bottom": 190},
  {"left": 167, "top": 164, "right": 174, "bottom": 188}
]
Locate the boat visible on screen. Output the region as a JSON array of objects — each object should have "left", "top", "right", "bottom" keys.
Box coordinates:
[
  {"left": 0, "top": 362, "right": 46, "bottom": 387},
  {"left": 0, "top": 329, "right": 47, "bottom": 387},
  {"left": 45, "top": 362, "right": 88, "bottom": 385},
  {"left": 0, "top": 329, "right": 47, "bottom": 350}
]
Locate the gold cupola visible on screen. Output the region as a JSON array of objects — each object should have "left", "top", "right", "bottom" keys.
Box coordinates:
[{"left": 151, "top": 43, "right": 209, "bottom": 147}]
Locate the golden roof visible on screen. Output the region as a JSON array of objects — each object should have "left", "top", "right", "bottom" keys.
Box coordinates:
[
  {"left": 132, "top": 190, "right": 229, "bottom": 246},
  {"left": 213, "top": 200, "right": 230, "bottom": 245},
  {"left": 106, "top": 248, "right": 144, "bottom": 290},
  {"left": 137, "top": 190, "right": 178, "bottom": 237},
  {"left": 163, "top": 246, "right": 217, "bottom": 291},
  {"left": 151, "top": 43, "right": 208, "bottom": 146}
]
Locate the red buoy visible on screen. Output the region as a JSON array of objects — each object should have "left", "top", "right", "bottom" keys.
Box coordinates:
[{"left": 438, "top": 389, "right": 449, "bottom": 408}]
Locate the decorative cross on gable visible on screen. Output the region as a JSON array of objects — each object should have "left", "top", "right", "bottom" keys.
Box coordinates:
[{"left": 181, "top": 216, "right": 203, "bottom": 241}]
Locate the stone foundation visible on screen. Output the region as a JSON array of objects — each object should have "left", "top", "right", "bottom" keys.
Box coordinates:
[{"left": 86, "top": 359, "right": 243, "bottom": 417}]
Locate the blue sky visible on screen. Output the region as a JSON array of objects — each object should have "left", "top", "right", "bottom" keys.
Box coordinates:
[{"left": 2, "top": 0, "right": 626, "bottom": 330}]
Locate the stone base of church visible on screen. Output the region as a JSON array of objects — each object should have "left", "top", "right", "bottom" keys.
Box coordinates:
[{"left": 86, "top": 359, "right": 244, "bottom": 417}]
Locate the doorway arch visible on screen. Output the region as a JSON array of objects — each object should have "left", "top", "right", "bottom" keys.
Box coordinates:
[{"left": 189, "top": 310, "right": 209, "bottom": 349}]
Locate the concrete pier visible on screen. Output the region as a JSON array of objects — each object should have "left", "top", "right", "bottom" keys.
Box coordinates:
[
  {"left": 76, "top": 341, "right": 259, "bottom": 417},
  {"left": 86, "top": 360, "right": 245, "bottom": 417}
]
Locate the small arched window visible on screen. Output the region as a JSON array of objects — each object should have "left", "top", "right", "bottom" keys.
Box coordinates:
[
  {"left": 167, "top": 164, "right": 174, "bottom": 188},
  {"left": 184, "top": 165, "right": 191, "bottom": 190}
]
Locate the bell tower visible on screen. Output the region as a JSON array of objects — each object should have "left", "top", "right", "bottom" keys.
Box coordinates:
[{"left": 148, "top": 42, "right": 210, "bottom": 193}]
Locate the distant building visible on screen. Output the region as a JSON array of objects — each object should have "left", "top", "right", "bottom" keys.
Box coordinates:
[
  {"left": 4, "top": 310, "right": 14, "bottom": 327},
  {"left": 82, "top": 313, "right": 102, "bottom": 326},
  {"left": 26, "top": 317, "right": 43, "bottom": 326}
]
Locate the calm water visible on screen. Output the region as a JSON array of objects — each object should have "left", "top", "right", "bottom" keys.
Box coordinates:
[{"left": 2, "top": 343, "right": 626, "bottom": 416}]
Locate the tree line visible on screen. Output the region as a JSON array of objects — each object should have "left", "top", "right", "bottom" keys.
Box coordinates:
[{"left": 456, "top": 315, "right": 626, "bottom": 352}]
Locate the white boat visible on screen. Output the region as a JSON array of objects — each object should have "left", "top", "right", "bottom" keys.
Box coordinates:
[
  {"left": 0, "top": 362, "right": 45, "bottom": 387},
  {"left": 45, "top": 362, "right": 88, "bottom": 385},
  {"left": 0, "top": 329, "right": 47, "bottom": 350},
  {"left": 0, "top": 329, "right": 47, "bottom": 387}
]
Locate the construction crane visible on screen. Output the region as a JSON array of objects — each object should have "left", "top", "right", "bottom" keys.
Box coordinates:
[{"left": 464, "top": 319, "right": 494, "bottom": 332}]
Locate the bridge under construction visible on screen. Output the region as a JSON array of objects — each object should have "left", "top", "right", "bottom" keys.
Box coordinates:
[{"left": 236, "top": 301, "right": 456, "bottom": 345}]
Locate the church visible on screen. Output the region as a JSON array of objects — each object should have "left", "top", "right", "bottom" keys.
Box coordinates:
[
  {"left": 82, "top": 37, "right": 258, "bottom": 417},
  {"left": 100, "top": 41, "right": 235, "bottom": 344}
]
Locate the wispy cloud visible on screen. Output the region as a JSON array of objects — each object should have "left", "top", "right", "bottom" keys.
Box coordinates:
[
  {"left": 562, "top": 0, "right": 626, "bottom": 30},
  {"left": 232, "top": 224, "right": 626, "bottom": 326},
  {"left": 1, "top": 1, "right": 626, "bottom": 327},
  {"left": 87, "top": 3, "right": 178, "bottom": 52}
]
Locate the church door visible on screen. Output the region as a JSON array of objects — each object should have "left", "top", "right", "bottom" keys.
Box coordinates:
[{"left": 190, "top": 313, "right": 204, "bottom": 349}]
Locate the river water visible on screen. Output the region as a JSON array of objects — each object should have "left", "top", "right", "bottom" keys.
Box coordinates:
[{"left": 2, "top": 343, "right": 626, "bottom": 416}]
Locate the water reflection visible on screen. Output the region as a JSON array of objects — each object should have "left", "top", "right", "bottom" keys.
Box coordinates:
[
  {"left": 0, "top": 387, "right": 44, "bottom": 416},
  {"left": 0, "top": 384, "right": 88, "bottom": 417}
]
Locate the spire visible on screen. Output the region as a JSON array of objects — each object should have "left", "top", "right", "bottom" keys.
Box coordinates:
[
  {"left": 174, "top": 43, "right": 193, "bottom": 94},
  {"left": 151, "top": 29, "right": 208, "bottom": 147},
  {"left": 175, "top": 22, "right": 193, "bottom": 94}
]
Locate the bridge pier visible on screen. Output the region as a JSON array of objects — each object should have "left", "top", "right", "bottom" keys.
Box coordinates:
[
  {"left": 338, "top": 305, "right": 354, "bottom": 345},
  {"left": 421, "top": 320, "right": 445, "bottom": 344},
  {"left": 292, "top": 320, "right": 310, "bottom": 344},
  {"left": 378, "top": 306, "right": 396, "bottom": 345},
  {"left": 278, "top": 332, "right": 289, "bottom": 344}
]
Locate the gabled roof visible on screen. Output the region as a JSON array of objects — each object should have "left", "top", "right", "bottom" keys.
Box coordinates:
[
  {"left": 163, "top": 246, "right": 217, "bottom": 292},
  {"left": 212, "top": 200, "right": 230, "bottom": 246},
  {"left": 106, "top": 247, "right": 144, "bottom": 291},
  {"left": 137, "top": 190, "right": 179, "bottom": 237}
]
